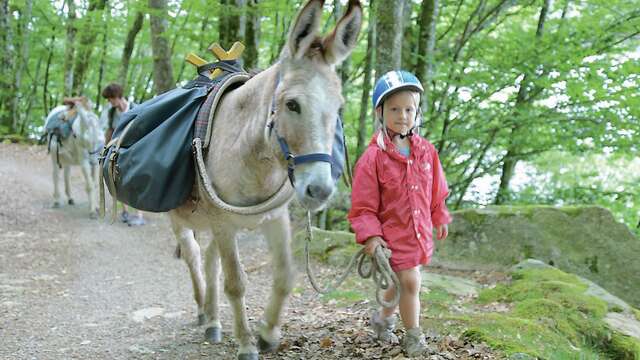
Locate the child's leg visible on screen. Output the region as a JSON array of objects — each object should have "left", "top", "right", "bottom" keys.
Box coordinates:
[
  {"left": 381, "top": 286, "right": 398, "bottom": 318},
  {"left": 396, "top": 266, "right": 428, "bottom": 356},
  {"left": 371, "top": 285, "right": 400, "bottom": 343},
  {"left": 396, "top": 266, "right": 421, "bottom": 329}
]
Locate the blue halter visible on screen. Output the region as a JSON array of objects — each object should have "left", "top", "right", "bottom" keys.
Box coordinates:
[{"left": 267, "top": 73, "right": 342, "bottom": 187}]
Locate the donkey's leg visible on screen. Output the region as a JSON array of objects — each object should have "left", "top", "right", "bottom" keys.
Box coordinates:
[
  {"left": 256, "top": 214, "right": 294, "bottom": 353},
  {"left": 169, "top": 216, "right": 206, "bottom": 324},
  {"left": 79, "top": 162, "right": 97, "bottom": 218},
  {"left": 203, "top": 234, "right": 223, "bottom": 342},
  {"left": 91, "top": 163, "right": 98, "bottom": 185},
  {"left": 51, "top": 157, "right": 62, "bottom": 208},
  {"left": 212, "top": 227, "right": 258, "bottom": 359},
  {"left": 64, "top": 166, "right": 74, "bottom": 205}
]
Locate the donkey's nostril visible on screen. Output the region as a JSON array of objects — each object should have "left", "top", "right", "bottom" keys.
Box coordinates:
[{"left": 306, "top": 184, "right": 331, "bottom": 202}]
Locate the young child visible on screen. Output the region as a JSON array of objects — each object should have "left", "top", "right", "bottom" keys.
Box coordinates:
[{"left": 348, "top": 70, "right": 452, "bottom": 357}]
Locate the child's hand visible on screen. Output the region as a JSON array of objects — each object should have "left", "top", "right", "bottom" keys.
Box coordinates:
[
  {"left": 364, "top": 236, "right": 388, "bottom": 256},
  {"left": 436, "top": 224, "right": 448, "bottom": 241}
]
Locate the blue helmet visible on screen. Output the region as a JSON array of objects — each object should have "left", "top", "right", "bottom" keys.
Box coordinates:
[{"left": 372, "top": 70, "right": 424, "bottom": 109}]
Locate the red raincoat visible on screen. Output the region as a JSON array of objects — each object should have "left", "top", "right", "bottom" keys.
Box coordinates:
[{"left": 348, "top": 132, "right": 452, "bottom": 271}]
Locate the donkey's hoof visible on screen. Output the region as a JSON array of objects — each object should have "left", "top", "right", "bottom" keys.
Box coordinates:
[
  {"left": 205, "top": 326, "right": 222, "bottom": 343},
  {"left": 257, "top": 335, "right": 279, "bottom": 353},
  {"left": 68, "top": 199, "right": 75, "bottom": 205},
  {"left": 197, "top": 314, "right": 206, "bottom": 326},
  {"left": 89, "top": 211, "right": 98, "bottom": 220},
  {"left": 237, "top": 353, "right": 259, "bottom": 360},
  {"left": 52, "top": 201, "right": 61, "bottom": 209}
]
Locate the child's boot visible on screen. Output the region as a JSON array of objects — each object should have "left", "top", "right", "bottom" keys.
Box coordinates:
[
  {"left": 370, "top": 311, "right": 399, "bottom": 344},
  {"left": 402, "top": 327, "right": 427, "bottom": 357}
]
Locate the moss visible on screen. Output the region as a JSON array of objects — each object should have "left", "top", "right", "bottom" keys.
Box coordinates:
[
  {"left": 606, "top": 332, "right": 640, "bottom": 360},
  {"left": 610, "top": 305, "right": 624, "bottom": 313},
  {"left": 469, "top": 268, "right": 628, "bottom": 358},
  {"left": 457, "top": 209, "right": 487, "bottom": 227},
  {"left": 292, "top": 227, "right": 359, "bottom": 266},
  {"left": 634, "top": 308, "right": 640, "bottom": 322},
  {"left": 461, "top": 313, "right": 601, "bottom": 358}
]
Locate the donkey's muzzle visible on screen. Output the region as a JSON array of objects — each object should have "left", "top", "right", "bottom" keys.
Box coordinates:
[{"left": 305, "top": 183, "right": 332, "bottom": 203}]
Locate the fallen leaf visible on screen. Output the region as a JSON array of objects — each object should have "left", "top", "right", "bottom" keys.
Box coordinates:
[{"left": 320, "top": 336, "right": 333, "bottom": 348}]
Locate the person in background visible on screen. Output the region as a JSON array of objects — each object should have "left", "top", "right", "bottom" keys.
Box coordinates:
[{"left": 100, "top": 83, "right": 145, "bottom": 226}]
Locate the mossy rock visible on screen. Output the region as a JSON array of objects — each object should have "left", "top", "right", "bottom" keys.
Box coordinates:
[
  {"left": 292, "top": 226, "right": 359, "bottom": 267},
  {"left": 438, "top": 205, "right": 640, "bottom": 307},
  {"left": 465, "top": 267, "right": 640, "bottom": 359}
]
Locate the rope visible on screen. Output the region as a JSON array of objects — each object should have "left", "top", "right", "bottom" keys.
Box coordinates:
[
  {"left": 303, "top": 211, "right": 401, "bottom": 308},
  {"left": 193, "top": 138, "right": 295, "bottom": 216}
]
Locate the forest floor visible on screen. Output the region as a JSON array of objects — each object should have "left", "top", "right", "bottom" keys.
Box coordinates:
[{"left": 0, "top": 142, "right": 504, "bottom": 360}]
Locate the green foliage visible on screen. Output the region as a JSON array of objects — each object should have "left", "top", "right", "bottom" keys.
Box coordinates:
[{"left": 1, "top": 0, "right": 638, "bottom": 235}]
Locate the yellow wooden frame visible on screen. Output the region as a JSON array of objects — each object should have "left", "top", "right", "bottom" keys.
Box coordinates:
[{"left": 185, "top": 42, "right": 245, "bottom": 79}]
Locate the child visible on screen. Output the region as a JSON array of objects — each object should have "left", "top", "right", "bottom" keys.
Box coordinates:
[
  {"left": 100, "top": 83, "right": 145, "bottom": 226},
  {"left": 348, "top": 70, "right": 452, "bottom": 357}
]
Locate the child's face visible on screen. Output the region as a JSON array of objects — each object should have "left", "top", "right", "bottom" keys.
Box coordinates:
[{"left": 377, "top": 90, "right": 419, "bottom": 136}]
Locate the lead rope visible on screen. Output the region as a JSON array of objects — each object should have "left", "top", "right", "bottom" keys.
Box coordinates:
[
  {"left": 304, "top": 211, "right": 401, "bottom": 308},
  {"left": 193, "top": 138, "right": 295, "bottom": 215}
]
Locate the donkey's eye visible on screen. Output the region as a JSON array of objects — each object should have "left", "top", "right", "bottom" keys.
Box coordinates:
[{"left": 286, "top": 100, "right": 301, "bottom": 114}]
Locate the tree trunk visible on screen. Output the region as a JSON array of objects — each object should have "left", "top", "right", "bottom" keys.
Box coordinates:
[
  {"left": 414, "top": 0, "right": 438, "bottom": 126},
  {"left": 149, "top": 0, "right": 175, "bottom": 94},
  {"left": 243, "top": 0, "right": 260, "bottom": 70},
  {"left": 10, "top": 0, "right": 32, "bottom": 133},
  {"left": 219, "top": 0, "right": 245, "bottom": 50},
  {"left": 119, "top": 11, "right": 144, "bottom": 87},
  {"left": 374, "top": 0, "right": 405, "bottom": 78},
  {"left": 43, "top": 34, "right": 56, "bottom": 115},
  {"left": 0, "top": 0, "right": 14, "bottom": 130},
  {"left": 356, "top": 1, "right": 376, "bottom": 160},
  {"left": 495, "top": 0, "right": 550, "bottom": 205},
  {"left": 21, "top": 54, "right": 43, "bottom": 135},
  {"left": 63, "top": 0, "right": 77, "bottom": 97},
  {"left": 96, "top": 26, "right": 108, "bottom": 110},
  {"left": 72, "top": 0, "right": 107, "bottom": 96}
]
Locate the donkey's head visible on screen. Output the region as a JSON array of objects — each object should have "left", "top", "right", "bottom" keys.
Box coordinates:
[
  {"left": 67, "top": 98, "right": 103, "bottom": 151},
  {"left": 271, "top": 0, "right": 362, "bottom": 211}
]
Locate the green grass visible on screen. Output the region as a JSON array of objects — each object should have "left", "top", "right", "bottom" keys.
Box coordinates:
[
  {"left": 421, "top": 287, "right": 456, "bottom": 317},
  {"left": 320, "top": 289, "right": 366, "bottom": 305}
]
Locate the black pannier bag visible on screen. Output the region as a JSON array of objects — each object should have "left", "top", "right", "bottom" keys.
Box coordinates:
[{"left": 100, "top": 62, "right": 246, "bottom": 214}]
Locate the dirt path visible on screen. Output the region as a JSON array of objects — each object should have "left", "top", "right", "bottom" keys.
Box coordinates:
[{"left": 0, "top": 143, "right": 498, "bottom": 360}]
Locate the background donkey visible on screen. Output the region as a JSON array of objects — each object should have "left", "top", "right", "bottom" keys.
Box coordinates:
[
  {"left": 45, "top": 97, "right": 104, "bottom": 218},
  {"left": 168, "top": 1, "right": 362, "bottom": 359}
]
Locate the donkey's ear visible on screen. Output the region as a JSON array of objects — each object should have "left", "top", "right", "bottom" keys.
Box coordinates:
[
  {"left": 323, "top": 0, "right": 362, "bottom": 65},
  {"left": 287, "top": 0, "right": 325, "bottom": 59}
]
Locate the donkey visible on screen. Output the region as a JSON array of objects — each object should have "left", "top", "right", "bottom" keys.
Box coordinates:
[
  {"left": 167, "top": 1, "right": 362, "bottom": 358},
  {"left": 45, "top": 97, "right": 104, "bottom": 218}
]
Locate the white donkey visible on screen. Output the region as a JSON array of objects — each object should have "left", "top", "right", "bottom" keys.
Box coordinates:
[
  {"left": 45, "top": 97, "right": 104, "bottom": 218},
  {"left": 168, "top": 1, "right": 362, "bottom": 359}
]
